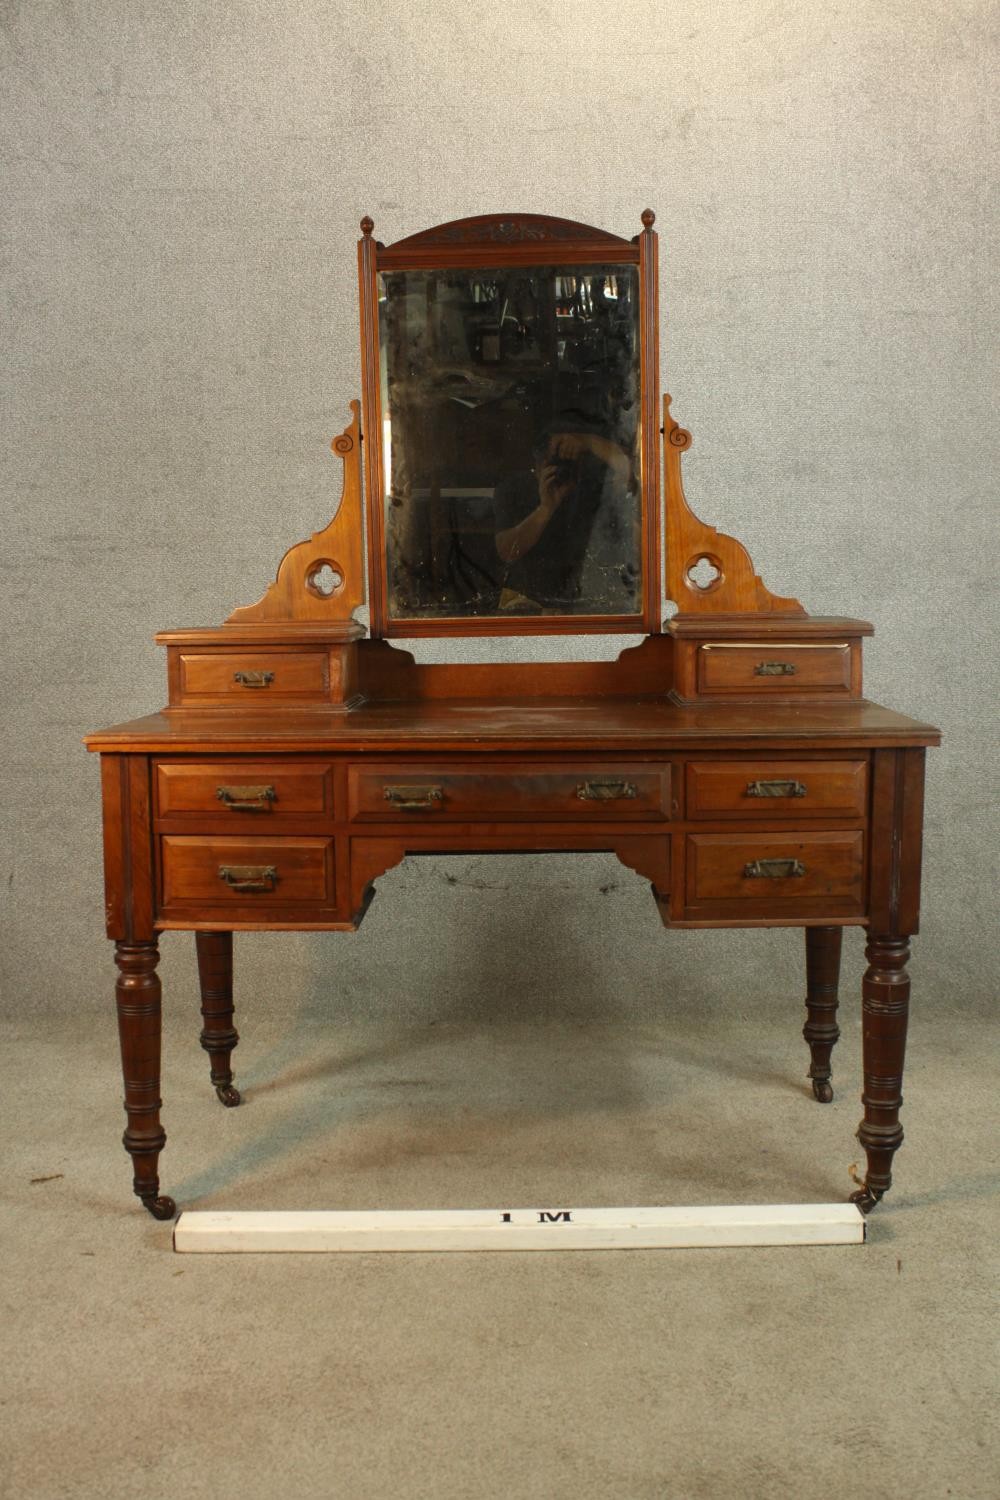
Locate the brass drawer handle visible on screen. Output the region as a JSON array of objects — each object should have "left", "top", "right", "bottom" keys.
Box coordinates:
[
  {"left": 743, "top": 858, "right": 806, "bottom": 879},
  {"left": 754, "top": 661, "right": 796, "bottom": 677},
  {"left": 216, "top": 784, "right": 277, "bottom": 812},
  {"left": 746, "top": 779, "right": 807, "bottom": 799},
  {"left": 218, "top": 864, "right": 278, "bottom": 893},
  {"left": 384, "top": 784, "right": 444, "bottom": 812},
  {"left": 576, "top": 780, "right": 638, "bottom": 802},
  {"left": 233, "top": 670, "right": 275, "bottom": 688}
]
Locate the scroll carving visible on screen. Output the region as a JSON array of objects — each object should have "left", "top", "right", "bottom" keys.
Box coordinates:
[
  {"left": 663, "top": 395, "right": 804, "bottom": 617},
  {"left": 226, "top": 403, "right": 365, "bottom": 626}
]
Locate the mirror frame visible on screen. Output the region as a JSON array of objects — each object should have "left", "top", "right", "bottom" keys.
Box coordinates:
[{"left": 358, "top": 211, "right": 661, "bottom": 637}]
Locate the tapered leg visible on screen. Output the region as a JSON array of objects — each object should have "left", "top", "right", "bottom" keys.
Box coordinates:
[
  {"left": 803, "top": 926, "right": 842, "bottom": 1103},
  {"left": 851, "top": 934, "right": 910, "bottom": 1214},
  {"left": 195, "top": 931, "right": 241, "bottom": 1106},
  {"left": 115, "top": 940, "right": 175, "bottom": 1220}
]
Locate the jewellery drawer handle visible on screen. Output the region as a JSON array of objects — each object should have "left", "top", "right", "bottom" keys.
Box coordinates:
[
  {"left": 233, "top": 670, "right": 274, "bottom": 688},
  {"left": 743, "top": 858, "right": 806, "bottom": 879},
  {"left": 215, "top": 784, "right": 277, "bottom": 812},
  {"left": 383, "top": 784, "right": 444, "bottom": 812},
  {"left": 745, "top": 779, "right": 807, "bottom": 799},
  {"left": 217, "top": 864, "right": 278, "bottom": 893},
  {"left": 576, "top": 780, "right": 638, "bottom": 802},
  {"left": 753, "top": 661, "right": 796, "bottom": 677}
]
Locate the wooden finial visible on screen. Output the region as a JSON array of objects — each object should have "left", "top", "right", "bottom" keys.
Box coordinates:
[
  {"left": 641, "top": 208, "right": 655, "bottom": 230},
  {"left": 360, "top": 215, "right": 374, "bottom": 237}
]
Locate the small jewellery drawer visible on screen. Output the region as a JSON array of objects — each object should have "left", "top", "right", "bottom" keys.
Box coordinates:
[
  {"left": 686, "top": 760, "right": 867, "bottom": 819},
  {"left": 347, "top": 762, "right": 671, "bottom": 822},
  {"left": 686, "top": 832, "right": 864, "bottom": 909},
  {"left": 697, "top": 643, "right": 853, "bottom": 696},
  {"left": 177, "top": 650, "right": 329, "bottom": 703},
  {"left": 160, "top": 836, "right": 334, "bottom": 907},
  {"left": 155, "top": 760, "right": 333, "bottom": 819}
]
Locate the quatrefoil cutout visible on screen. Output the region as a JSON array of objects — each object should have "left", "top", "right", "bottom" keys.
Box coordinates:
[
  {"left": 687, "top": 555, "right": 722, "bottom": 591},
  {"left": 306, "top": 562, "right": 344, "bottom": 598}
]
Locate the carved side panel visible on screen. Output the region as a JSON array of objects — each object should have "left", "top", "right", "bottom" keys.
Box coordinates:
[
  {"left": 226, "top": 403, "right": 365, "bottom": 625},
  {"left": 663, "top": 396, "right": 804, "bottom": 617}
]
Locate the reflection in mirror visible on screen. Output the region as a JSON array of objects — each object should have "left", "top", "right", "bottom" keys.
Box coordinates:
[{"left": 378, "top": 263, "right": 642, "bottom": 620}]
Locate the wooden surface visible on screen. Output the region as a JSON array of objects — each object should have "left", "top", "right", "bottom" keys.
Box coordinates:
[
  {"left": 685, "top": 759, "right": 868, "bottom": 819},
  {"left": 86, "top": 697, "right": 941, "bottom": 753}
]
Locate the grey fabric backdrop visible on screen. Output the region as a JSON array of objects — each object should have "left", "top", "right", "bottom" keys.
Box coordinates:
[{"left": 2, "top": 0, "right": 996, "bottom": 1024}]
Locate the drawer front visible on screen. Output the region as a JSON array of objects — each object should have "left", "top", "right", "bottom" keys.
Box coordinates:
[
  {"left": 156, "top": 761, "right": 333, "bottom": 820},
  {"left": 697, "top": 643, "right": 852, "bottom": 695},
  {"left": 161, "top": 836, "right": 334, "bottom": 908},
  {"left": 348, "top": 763, "right": 671, "bottom": 822},
  {"left": 686, "top": 760, "right": 867, "bottom": 820},
  {"left": 686, "top": 832, "right": 864, "bottom": 908},
  {"left": 178, "top": 651, "right": 329, "bottom": 702}
]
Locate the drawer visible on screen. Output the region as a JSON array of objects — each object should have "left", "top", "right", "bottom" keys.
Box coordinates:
[
  {"left": 348, "top": 762, "right": 671, "bottom": 822},
  {"left": 177, "top": 651, "right": 329, "bottom": 703},
  {"left": 155, "top": 760, "right": 333, "bottom": 820},
  {"left": 160, "top": 836, "right": 335, "bottom": 908},
  {"left": 686, "top": 760, "right": 867, "bottom": 820},
  {"left": 686, "top": 832, "right": 864, "bottom": 910},
  {"left": 697, "top": 643, "right": 852, "bottom": 696}
]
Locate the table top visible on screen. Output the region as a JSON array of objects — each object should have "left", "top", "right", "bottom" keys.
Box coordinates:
[{"left": 85, "top": 697, "right": 941, "bottom": 755}]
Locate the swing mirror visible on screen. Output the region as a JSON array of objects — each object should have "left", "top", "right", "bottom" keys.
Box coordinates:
[{"left": 358, "top": 213, "right": 661, "bottom": 637}]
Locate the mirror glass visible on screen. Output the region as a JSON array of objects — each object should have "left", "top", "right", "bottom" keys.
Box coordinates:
[{"left": 378, "top": 263, "right": 642, "bottom": 621}]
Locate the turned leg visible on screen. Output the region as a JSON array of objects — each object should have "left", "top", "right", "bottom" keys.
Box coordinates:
[
  {"left": 195, "top": 931, "right": 241, "bottom": 1106},
  {"left": 115, "top": 940, "right": 175, "bottom": 1220},
  {"left": 803, "top": 926, "right": 842, "bottom": 1103},
  {"left": 851, "top": 934, "right": 911, "bottom": 1214}
]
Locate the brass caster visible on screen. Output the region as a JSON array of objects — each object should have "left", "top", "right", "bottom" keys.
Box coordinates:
[
  {"left": 811, "top": 1078, "right": 834, "bottom": 1104},
  {"left": 849, "top": 1186, "right": 884, "bottom": 1216},
  {"left": 214, "top": 1083, "right": 242, "bottom": 1107},
  {"left": 141, "top": 1194, "right": 177, "bottom": 1221}
]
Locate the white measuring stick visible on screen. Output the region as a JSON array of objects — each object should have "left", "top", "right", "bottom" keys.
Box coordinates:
[{"left": 173, "top": 1203, "right": 865, "bottom": 1253}]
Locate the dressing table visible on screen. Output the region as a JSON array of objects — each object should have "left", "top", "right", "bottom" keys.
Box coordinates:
[{"left": 85, "top": 210, "right": 939, "bottom": 1221}]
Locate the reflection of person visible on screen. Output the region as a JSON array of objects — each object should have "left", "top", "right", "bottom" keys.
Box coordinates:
[{"left": 493, "top": 421, "right": 637, "bottom": 612}]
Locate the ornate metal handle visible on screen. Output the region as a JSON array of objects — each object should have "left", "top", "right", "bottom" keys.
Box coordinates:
[
  {"left": 383, "top": 784, "right": 444, "bottom": 812},
  {"left": 233, "top": 670, "right": 274, "bottom": 688},
  {"left": 218, "top": 864, "right": 278, "bottom": 892},
  {"left": 753, "top": 661, "right": 796, "bottom": 677},
  {"left": 745, "top": 779, "right": 807, "bottom": 799},
  {"left": 743, "top": 858, "right": 806, "bottom": 879},
  {"left": 215, "top": 784, "right": 277, "bottom": 813},
  {"left": 576, "top": 780, "right": 639, "bottom": 802}
]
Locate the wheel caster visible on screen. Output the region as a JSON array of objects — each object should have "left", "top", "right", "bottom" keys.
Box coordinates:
[
  {"left": 214, "top": 1083, "right": 242, "bottom": 1107},
  {"left": 849, "top": 1186, "right": 884, "bottom": 1216},
  {"left": 811, "top": 1077, "right": 834, "bottom": 1103},
  {"left": 141, "top": 1194, "right": 177, "bottom": 1221}
]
